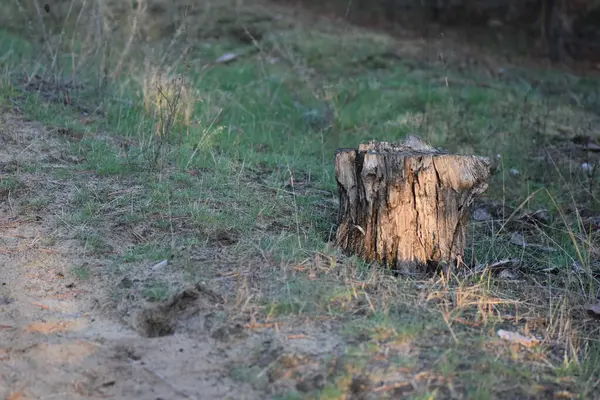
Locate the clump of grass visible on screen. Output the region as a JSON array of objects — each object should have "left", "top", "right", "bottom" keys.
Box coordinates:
[
  {"left": 75, "top": 230, "right": 113, "bottom": 255},
  {"left": 140, "top": 63, "right": 191, "bottom": 168},
  {"left": 0, "top": 175, "right": 20, "bottom": 198},
  {"left": 142, "top": 63, "right": 195, "bottom": 134},
  {"left": 142, "top": 279, "right": 171, "bottom": 302},
  {"left": 71, "top": 264, "right": 91, "bottom": 280}
]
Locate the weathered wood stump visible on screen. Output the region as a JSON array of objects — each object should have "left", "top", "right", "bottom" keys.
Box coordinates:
[{"left": 334, "top": 135, "right": 490, "bottom": 273}]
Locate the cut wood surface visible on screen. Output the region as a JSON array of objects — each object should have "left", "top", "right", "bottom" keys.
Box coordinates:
[{"left": 334, "top": 136, "right": 490, "bottom": 273}]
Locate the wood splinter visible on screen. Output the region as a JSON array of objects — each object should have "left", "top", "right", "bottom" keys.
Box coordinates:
[{"left": 334, "top": 135, "right": 490, "bottom": 273}]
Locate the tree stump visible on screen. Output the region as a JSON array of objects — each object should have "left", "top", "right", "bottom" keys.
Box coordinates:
[{"left": 334, "top": 136, "right": 490, "bottom": 273}]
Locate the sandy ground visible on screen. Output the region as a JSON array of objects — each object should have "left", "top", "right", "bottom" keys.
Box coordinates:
[
  {"left": 0, "top": 113, "right": 265, "bottom": 400},
  {"left": 0, "top": 112, "right": 347, "bottom": 400}
]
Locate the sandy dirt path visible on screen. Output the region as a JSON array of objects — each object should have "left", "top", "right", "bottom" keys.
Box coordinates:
[{"left": 0, "top": 113, "right": 262, "bottom": 400}]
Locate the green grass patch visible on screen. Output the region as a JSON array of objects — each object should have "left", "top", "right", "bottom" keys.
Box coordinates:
[
  {"left": 141, "top": 279, "right": 171, "bottom": 302},
  {"left": 71, "top": 264, "right": 91, "bottom": 280}
]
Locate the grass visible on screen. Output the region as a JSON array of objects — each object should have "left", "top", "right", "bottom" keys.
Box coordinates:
[
  {"left": 1, "top": 0, "right": 600, "bottom": 398},
  {"left": 0, "top": 175, "right": 20, "bottom": 198},
  {"left": 71, "top": 264, "right": 91, "bottom": 280}
]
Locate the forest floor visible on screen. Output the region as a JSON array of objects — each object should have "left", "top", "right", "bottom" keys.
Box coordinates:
[{"left": 1, "top": 1, "right": 599, "bottom": 399}]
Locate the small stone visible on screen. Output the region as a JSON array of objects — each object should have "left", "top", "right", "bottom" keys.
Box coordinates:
[{"left": 151, "top": 259, "right": 169, "bottom": 272}]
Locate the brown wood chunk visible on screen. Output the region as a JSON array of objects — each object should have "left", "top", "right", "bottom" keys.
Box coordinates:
[{"left": 334, "top": 136, "right": 490, "bottom": 273}]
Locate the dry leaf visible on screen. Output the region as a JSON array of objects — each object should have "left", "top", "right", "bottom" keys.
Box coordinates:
[
  {"left": 6, "top": 391, "right": 28, "bottom": 400},
  {"left": 553, "top": 390, "right": 576, "bottom": 399},
  {"left": 216, "top": 52, "right": 240, "bottom": 64},
  {"left": 489, "top": 258, "right": 520, "bottom": 270},
  {"left": 151, "top": 259, "right": 168, "bottom": 272},
  {"left": 24, "top": 320, "right": 85, "bottom": 334},
  {"left": 497, "top": 329, "right": 539, "bottom": 347}
]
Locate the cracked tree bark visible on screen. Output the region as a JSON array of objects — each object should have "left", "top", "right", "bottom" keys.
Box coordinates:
[{"left": 334, "top": 136, "right": 490, "bottom": 273}]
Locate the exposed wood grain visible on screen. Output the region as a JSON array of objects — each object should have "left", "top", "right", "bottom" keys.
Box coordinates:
[{"left": 334, "top": 136, "right": 490, "bottom": 273}]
